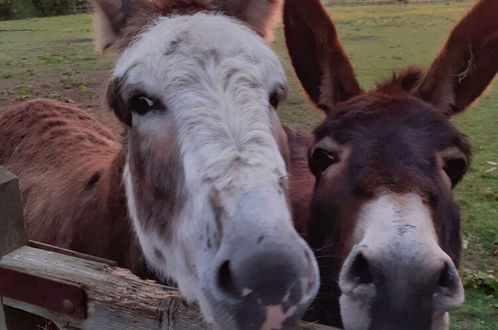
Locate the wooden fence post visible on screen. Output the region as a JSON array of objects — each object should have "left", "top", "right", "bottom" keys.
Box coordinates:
[
  {"left": 0, "top": 167, "right": 27, "bottom": 258},
  {"left": 0, "top": 167, "right": 29, "bottom": 329}
]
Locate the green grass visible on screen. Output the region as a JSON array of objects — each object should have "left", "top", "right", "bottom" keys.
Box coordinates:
[
  {"left": 0, "top": 14, "right": 114, "bottom": 123},
  {"left": 0, "top": 2, "right": 496, "bottom": 328},
  {"left": 0, "top": 14, "right": 101, "bottom": 74}
]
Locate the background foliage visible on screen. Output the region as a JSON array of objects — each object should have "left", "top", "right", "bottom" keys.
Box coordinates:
[{"left": 0, "top": 0, "right": 76, "bottom": 20}]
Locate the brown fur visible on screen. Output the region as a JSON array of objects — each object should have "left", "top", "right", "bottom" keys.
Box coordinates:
[
  {"left": 285, "top": 127, "right": 314, "bottom": 237},
  {"left": 417, "top": 0, "right": 498, "bottom": 114},
  {"left": 284, "top": 0, "right": 497, "bottom": 327},
  {"left": 127, "top": 121, "right": 186, "bottom": 239},
  {"left": 0, "top": 99, "right": 147, "bottom": 276},
  {"left": 283, "top": 0, "right": 361, "bottom": 112}
]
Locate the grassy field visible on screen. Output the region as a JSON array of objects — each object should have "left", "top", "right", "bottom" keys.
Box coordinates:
[{"left": 0, "top": 1, "right": 496, "bottom": 328}]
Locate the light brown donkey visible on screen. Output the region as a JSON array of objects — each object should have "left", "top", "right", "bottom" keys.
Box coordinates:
[{"left": 0, "top": 1, "right": 320, "bottom": 329}]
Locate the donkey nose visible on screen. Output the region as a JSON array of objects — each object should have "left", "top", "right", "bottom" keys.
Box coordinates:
[
  {"left": 340, "top": 246, "right": 464, "bottom": 314},
  {"left": 344, "top": 251, "right": 374, "bottom": 286},
  {"left": 435, "top": 261, "right": 464, "bottom": 302},
  {"left": 215, "top": 247, "right": 317, "bottom": 304},
  {"left": 343, "top": 249, "right": 462, "bottom": 295},
  {"left": 208, "top": 184, "right": 319, "bottom": 329},
  {"left": 213, "top": 237, "right": 319, "bottom": 330}
]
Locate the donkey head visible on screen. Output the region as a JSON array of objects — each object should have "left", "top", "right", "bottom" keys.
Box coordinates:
[
  {"left": 284, "top": 0, "right": 498, "bottom": 329},
  {"left": 90, "top": 0, "right": 319, "bottom": 328}
]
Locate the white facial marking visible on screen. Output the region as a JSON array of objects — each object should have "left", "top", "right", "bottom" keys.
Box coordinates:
[
  {"left": 116, "top": 13, "right": 312, "bottom": 327},
  {"left": 339, "top": 289, "right": 373, "bottom": 330},
  {"left": 340, "top": 193, "right": 463, "bottom": 330},
  {"left": 353, "top": 193, "right": 439, "bottom": 256},
  {"left": 116, "top": 13, "right": 287, "bottom": 201}
]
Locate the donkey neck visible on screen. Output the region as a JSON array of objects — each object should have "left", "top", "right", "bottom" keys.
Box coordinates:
[{"left": 72, "top": 144, "right": 149, "bottom": 278}]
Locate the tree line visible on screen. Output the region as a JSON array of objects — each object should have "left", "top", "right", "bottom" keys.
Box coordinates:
[{"left": 0, "top": 0, "right": 85, "bottom": 20}]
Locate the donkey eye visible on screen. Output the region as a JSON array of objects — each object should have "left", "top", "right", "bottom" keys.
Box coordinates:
[
  {"left": 443, "top": 157, "right": 467, "bottom": 187},
  {"left": 269, "top": 92, "right": 280, "bottom": 109},
  {"left": 311, "top": 148, "right": 339, "bottom": 175},
  {"left": 129, "top": 94, "right": 157, "bottom": 115}
]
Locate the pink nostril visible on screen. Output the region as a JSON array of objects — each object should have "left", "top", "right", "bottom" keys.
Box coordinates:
[{"left": 350, "top": 253, "right": 373, "bottom": 285}]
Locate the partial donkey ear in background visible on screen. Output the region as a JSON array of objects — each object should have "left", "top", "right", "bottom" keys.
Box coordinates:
[
  {"left": 90, "top": 0, "right": 155, "bottom": 54},
  {"left": 91, "top": 0, "right": 282, "bottom": 52},
  {"left": 283, "top": 0, "right": 361, "bottom": 113},
  {"left": 417, "top": 0, "right": 498, "bottom": 115},
  {"left": 215, "top": 0, "right": 283, "bottom": 43}
]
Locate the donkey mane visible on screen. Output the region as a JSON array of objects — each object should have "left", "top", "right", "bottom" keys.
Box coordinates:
[{"left": 375, "top": 67, "right": 424, "bottom": 94}]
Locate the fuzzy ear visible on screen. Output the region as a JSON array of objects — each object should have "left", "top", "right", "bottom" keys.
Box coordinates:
[
  {"left": 90, "top": 0, "right": 155, "bottom": 53},
  {"left": 283, "top": 0, "right": 361, "bottom": 112},
  {"left": 215, "top": 0, "right": 283, "bottom": 43},
  {"left": 417, "top": 0, "right": 498, "bottom": 115}
]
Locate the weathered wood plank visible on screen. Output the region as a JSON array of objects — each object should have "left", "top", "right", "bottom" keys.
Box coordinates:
[
  {"left": 28, "top": 240, "right": 117, "bottom": 267},
  {"left": 0, "top": 167, "right": 27, "bottom": 258},
  {"left": 0, "top": 246, "right": 338, "bottom": 330},
  {"left": 1, "top": 246, "right": 193, "bottom": 330}
]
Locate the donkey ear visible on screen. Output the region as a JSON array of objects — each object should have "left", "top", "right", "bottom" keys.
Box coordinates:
[
  {"left": 90, "top": 0, "right": 155, "bottom": 54},
  {"left": 283, "top": 0, "right": 361, "bottom": 112},
  {"left": 216, "top": 0, "right": 283, "bottom": 43},
  {"left": 417, "top": 0, "right": 498, "bottom": 115}
]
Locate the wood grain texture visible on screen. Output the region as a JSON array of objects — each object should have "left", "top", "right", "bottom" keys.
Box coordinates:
[
  {"left": 0, "top": 167, "right": 27, "bottom": 258},
  {"left": 0, "top": 246, "right": 338, "bottom": 330}
]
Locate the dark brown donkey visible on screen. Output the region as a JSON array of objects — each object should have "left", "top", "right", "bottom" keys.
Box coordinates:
[
  {"left": 284, "top": 0, "right": 498, "bottom": 329},
  {"left": 0, "top": 1, "right": 320, "bottom": 329}
]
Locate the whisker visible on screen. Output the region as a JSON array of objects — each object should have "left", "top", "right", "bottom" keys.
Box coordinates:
[{"left": 312, "top": 242, "right": 336, "bottom": 253}]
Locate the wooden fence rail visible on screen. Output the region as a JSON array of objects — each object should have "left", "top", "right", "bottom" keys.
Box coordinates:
[{"left": 0, "top": 166, "right": 337, "bottom": 330}]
